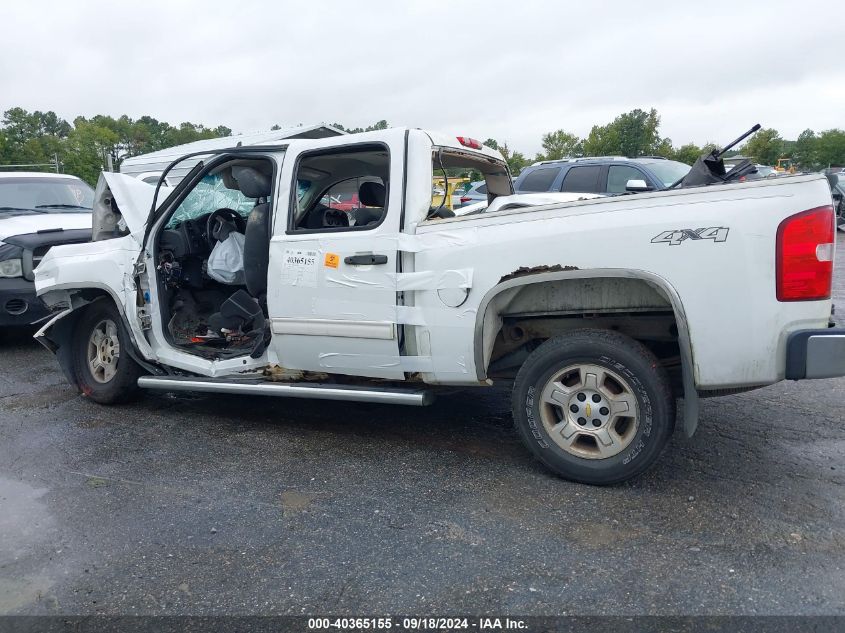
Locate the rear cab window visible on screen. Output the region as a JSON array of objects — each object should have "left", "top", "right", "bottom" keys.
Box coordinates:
[{"left": 429, "top": 148, "right": 511, "bottom": 215}]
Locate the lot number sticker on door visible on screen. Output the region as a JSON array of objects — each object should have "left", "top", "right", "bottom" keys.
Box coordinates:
[{"left": 281, "top": 248, "right": 318, "bottom": 287}]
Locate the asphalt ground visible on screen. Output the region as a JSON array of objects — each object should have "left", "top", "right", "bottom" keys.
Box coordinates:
[{"left": 1, "top": 233, "right": 844, "bottom": 618}]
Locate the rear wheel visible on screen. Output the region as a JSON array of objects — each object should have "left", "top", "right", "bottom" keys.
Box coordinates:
[
  {"left": 511, "top": 329, "right": 675, "bottom": 485},
  {"left": 72, "top": 301, "right": 142, "bottom": 404}
]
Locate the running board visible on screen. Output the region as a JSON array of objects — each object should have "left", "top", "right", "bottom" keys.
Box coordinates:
[{"left": 137, "top": 376, "right": 434, "bottom": 406}]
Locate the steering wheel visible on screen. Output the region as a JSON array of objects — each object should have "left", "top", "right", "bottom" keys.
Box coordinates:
[
  {"left": 322, "top": 208, "right": 349, "bottom": 228},
  {"left": 206, "top": 208, "right": 247, "bottom": 249}
]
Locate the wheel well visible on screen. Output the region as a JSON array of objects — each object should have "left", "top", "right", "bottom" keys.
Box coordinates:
[
  {"left": 478, "top": 276, "right": 686, "bottom": 395},
  {"left": 39, "top": 288, "right": 139, "bottom": 388}
]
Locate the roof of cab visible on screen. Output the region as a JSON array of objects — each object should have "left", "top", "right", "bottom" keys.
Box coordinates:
[
  {"left": 262, "top": 127, "right": 507, "bottom": 163},
  {"left": 0, "top": 171, "right": 83, "bottom": 180},
  {"left": 418, "top": 129, "right": 506, "bottom": 161}
]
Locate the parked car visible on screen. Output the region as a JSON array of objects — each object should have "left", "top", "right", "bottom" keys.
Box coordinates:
[
  {"left": 455, "top": 180, "right": 489, "bottom": 207},
  {"left": 513, "top": 156, "right": 691, "bottom": 194},
  {"left": 0, "top": 172, "right": 93, "bottom": 326},
  {"left": 33, "top": 128, "right": 843, "bottom": 485}
]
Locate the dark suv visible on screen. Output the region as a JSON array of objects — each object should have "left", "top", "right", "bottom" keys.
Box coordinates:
[{"left": 513, "top": 156, "right": 691, "bottom": 195}]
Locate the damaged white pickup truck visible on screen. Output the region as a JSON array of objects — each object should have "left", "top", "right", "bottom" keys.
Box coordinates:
[{"left": 33, "top": 127, "right": 845, "bottom": 484}]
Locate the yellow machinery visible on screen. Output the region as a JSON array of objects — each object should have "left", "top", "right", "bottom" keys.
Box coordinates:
[
  {"left": 775, "top": 158, "right": 796, "bottom": 174},
  {"left": 431, "top": 177, "right": 470, "bottom": 211}
]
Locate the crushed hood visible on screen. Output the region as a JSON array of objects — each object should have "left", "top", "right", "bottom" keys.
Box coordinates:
[
  {"left": 92, "top": 172, "right": 164, "bottom": 240},
  {"left": 0, "top": 212, "right": 92, "bottom": 242}
]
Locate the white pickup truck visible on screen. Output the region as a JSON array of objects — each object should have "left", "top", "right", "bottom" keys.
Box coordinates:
[{"left": 33, "top": 128, "right": 844, "bottom": 484}]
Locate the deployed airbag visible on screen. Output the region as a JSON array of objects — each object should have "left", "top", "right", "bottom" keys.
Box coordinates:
[{"left": 207, "top": 232, "right": 245, "bottom": 285}]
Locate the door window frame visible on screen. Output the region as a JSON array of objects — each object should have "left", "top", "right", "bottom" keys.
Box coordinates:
[{"left": 285, "top": 142, "right": 392, "bottom": 235}]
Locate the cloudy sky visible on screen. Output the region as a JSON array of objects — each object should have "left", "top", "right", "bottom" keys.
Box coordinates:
[{"left": 2, "top": 1, "right": 842, "bottom": 155}]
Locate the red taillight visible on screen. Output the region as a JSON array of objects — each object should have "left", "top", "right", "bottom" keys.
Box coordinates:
[
  {"left": 457, "top": 136, "right": 482, "bottom": 150},
  {"left": 460, "top": 196, "right": 471, "bottom": 203},
  {"left": 776, "top": 205, "right": 835, "bottom": 301}
]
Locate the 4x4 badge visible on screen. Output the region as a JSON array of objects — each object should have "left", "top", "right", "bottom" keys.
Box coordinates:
[{"left": 651, "top": 227, "right": 729, "bottom": 246}]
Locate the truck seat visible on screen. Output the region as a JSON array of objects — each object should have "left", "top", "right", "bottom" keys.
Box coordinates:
[{"left": 355, "top": 181, "right": 386, "bottom": 225}]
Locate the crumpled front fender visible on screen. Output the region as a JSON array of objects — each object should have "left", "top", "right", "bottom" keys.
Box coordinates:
[{"left": 34, "top": 307, "right": 83, "bottom": 388}]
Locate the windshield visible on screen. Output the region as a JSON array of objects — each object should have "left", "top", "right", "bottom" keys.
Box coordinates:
[
  {"left": 0, "top": 176, "right": 94, "bottom": 212},
  {"left": 166, "top": 173, "right": 256, "bottom": 227},
  {"left": 641, "top": 160, "right": 691, "bottom": 187}
]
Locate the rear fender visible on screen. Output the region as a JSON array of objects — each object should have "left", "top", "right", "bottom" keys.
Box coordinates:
[{"left": 475, "top": 268, "right": 701, "bottom": 437}]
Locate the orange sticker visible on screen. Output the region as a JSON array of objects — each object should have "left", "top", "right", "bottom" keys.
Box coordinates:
[{"left": 324, "top": 252, "right": 339, "bottom": 269}]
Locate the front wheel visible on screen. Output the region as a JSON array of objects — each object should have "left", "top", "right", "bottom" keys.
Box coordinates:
[
  {"left": 511, "top": 329, "right": 675, "bottom": 485},
  {"left": 72, "top": 301, "right": 142, "bottom": 404}
]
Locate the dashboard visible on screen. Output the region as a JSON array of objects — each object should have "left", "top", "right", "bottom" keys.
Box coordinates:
[{"left": 159, "top": 213, "right": 212, "bottom": 258}]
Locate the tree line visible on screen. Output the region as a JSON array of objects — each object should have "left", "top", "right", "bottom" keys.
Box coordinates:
[{"left": 1, "top": 106, "right": 843, "bottom": 185}]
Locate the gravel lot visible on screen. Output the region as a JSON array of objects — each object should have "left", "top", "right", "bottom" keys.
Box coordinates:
[{"left": 1, "top": 233, "right": 844, "bottom": 617}]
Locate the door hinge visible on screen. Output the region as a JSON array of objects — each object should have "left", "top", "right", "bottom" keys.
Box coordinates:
[{"left": 133, "top": 259, "right": 146, "bottom": 276}]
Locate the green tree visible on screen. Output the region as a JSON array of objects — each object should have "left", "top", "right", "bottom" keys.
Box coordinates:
[
  {"left": 583, "top": 108, "right": 664, "bottom": 157},
  {"left": 671, "top": 143, "right": 702, "bottom": 165},
  {"left": 1, "top": 108, "right": 70, "bottom": 169},
  {"left": 498, "top": 142, "right": 528, "bottom": 176},
  {"left": 538, "top": 129, "right": 581, "bottom": 161},
  {"left": 815, "top": 129, "right": 845, "bottom": 168},
  {"left": 331, "top": 120, "right": 390, "bottom": 134},
  {"left": 793, "top": 129, "right": 818, "bottom": 170},
  {"left": 62, "top": 120, "right": 120, "bottom": 185},
  {"left": 743, "top": 128, "right": 783, "bottom": 165}
]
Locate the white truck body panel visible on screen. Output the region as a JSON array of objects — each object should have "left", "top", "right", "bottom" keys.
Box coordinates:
[
  {"left": 411, "top": 173, "right": 834, "bottom": 388},
  {"left": 34, "top": 128, "right": 837, "bottom": 392}
]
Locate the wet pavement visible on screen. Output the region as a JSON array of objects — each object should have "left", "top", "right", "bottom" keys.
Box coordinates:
[{"left": 1, "top": 234, "right": 844, "bottom": 616}]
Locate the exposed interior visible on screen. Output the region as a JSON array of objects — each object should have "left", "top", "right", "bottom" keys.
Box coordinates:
[
  {"left": 429, "top": 148, "right": 512, "bottom": 218},
  {"left": 153, "top": 156, "right": 274, "bottom": 358}
]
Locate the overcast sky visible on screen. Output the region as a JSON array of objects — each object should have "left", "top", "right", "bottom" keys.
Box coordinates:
[{"left": 2, "top": 1, "right": 842, "bottom": 155}]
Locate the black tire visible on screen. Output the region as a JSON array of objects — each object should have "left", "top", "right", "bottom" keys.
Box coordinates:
[
  {"left": 511, "top": 329, "right": 675, "bottom": 485},
  {"left": 72, "top": 301, "right": 142, "bottom": 404}
]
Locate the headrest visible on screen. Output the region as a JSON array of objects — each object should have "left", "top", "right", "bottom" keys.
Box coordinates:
[
  {"left": 359, "top": 181, "right": 386, "bottom": 207},
  {"left": 232, "top": 166, "right": 272, "bottom": 199}
]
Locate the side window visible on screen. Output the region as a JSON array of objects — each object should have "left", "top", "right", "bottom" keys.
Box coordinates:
[
  {"left": 560, "top": 166, "right": 601, "bottom": 193},
  {"left": 607, "top": 165, "right": 647, "bottom": 193},
  {"left": 166, "top": 173, "right": 256, "bottom": 228},
  {"left": 477, "top": 184, "right": 488, "bottom": 194},
  {"left": 518, "top": 168, "right": 558, "bottom": 192},
  {"left": 291, "top": 144, "right": 389, "bottom": 232}
]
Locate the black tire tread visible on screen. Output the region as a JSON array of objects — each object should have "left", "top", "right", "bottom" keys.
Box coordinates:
[
  {"left": 511, "top": 328, "right": 675, "bottom": 485},
  {"left": 71, "top": 301, "right": 142, "bottom": 404}
]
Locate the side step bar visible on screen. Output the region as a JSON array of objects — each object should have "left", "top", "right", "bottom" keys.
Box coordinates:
[{"left": 137, "top": 376, "right": 434, "bottom": 406}]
